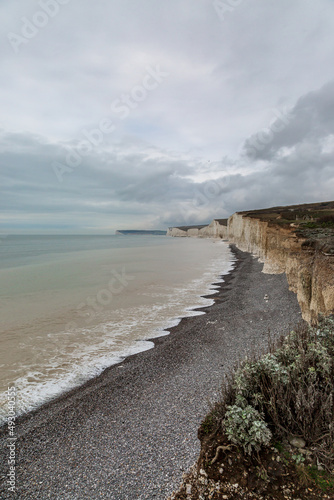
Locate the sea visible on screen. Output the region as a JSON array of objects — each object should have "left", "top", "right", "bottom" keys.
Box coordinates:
[{"left": 0, "top": 235, "right": 234, "bottom": 424}]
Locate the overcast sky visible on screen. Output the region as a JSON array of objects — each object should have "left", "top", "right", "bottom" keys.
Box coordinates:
[{"left": 1, "top": 0, "right": 334, "bottom": 234}]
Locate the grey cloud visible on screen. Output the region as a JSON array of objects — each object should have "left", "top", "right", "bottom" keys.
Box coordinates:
[
  {"left": 243, "top": 81, "right": 334, "bottom": 161},
  {"left": 1, "top": 92, "right": 334, "bottom": 233},
  {"left": 0, "top": 131, "right": 201, "bottom": 229},
  {"left": 1, "top": 1, "right": 334, "bottom": 232}
]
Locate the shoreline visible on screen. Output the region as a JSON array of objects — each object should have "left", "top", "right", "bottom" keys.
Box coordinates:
[
  {"left": 0, "top": 240, "right": 233, "bottom": 431},
  {"left": 0, "top": 246, "right": 302, "bottom": 499},
  {"left": 0, "top": 237, "right": 231, "bottom": 426}
]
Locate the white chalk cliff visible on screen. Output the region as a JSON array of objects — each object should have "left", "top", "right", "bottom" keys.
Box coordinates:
[{"left": 168, "top": 207, "right": 334, "bottom": 324}]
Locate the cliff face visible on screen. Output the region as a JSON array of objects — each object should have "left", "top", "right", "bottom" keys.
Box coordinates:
[
  {"left": 228, "top": 213, "right": 334, "bottom": 323},
  {"left": 167, "top": 227, "right": 189, "bottom": 237},
  {"left": 115, "top": 230, "right": 166, "bottom": 235},
  {"left": 167, "top": 203, "right": 333, "bottom": 323},
  {"left": 167, "top": 220, "right": 228, "bottom": 238},
  {"left": 201, "top": 220, "right": 228, "bottom": 238}
]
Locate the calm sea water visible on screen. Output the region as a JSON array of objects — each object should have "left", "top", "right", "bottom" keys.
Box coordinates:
[{"left": 0, "top": 235, "right": 234, "bottom": 423}]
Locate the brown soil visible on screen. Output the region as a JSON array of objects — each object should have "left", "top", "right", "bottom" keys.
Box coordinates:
[{"left": 169, "top": 428, "right": 334, "bottom": 500}]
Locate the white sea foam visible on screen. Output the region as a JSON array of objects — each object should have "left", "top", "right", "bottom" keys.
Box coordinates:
[{"left": 0, "top": 236, "right": 234, "bottom": 424}]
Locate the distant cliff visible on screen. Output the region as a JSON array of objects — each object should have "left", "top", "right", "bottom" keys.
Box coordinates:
[
  {"left": 168, "top": 202, "right": 334, "bottom": 323},
  {"left": 167, "top": 219, "right": 228, "bottom": 238},
  {"left": 115, "top": 230, "right": 166, "bottom": 236}
]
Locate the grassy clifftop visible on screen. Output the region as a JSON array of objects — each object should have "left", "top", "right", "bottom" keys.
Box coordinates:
[
  {"left": 240, "top": 200, "right": 334, "bottom": 222},
  {"left": 241, "top": 201, "right": 334, "bottom": 255},
  {"left": 228, "top": 201, "right": 334, "bottom": 323}
]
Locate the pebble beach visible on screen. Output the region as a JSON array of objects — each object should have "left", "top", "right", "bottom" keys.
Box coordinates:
[{"left": 0, "top": 246, "right": 302, "bottom": 499}]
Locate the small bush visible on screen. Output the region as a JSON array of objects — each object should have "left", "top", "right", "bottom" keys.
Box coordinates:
[
  {"left": 224, "top": 402, "right": 272, "bottom": 454},
  {"left": 201, "top": 412, "right": 218, "bottom": 435},
  {"left": 318, "top": 215, "right": 334, "bottom": 225},
  {"left": 302, "top": 214, "right": 334, "bottom": 228},
  {"left": 281, "top": 211, "right": 296, "bottom": 221},
  {"left": 303, "top": 222, "right": 318, "bottom": 228},
  {"left": 218, "top": 316, "right": 334, "bottom": 469}
]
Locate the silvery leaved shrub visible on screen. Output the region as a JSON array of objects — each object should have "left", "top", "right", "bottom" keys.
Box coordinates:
[
  {"left": 219, "top": 316, "right": 334, "bottom": 469},
  {"left": 224, "top": 403, "right": 272, "bottom": 455}
]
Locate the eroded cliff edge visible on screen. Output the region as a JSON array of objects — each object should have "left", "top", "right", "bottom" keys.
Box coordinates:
[{"left": 228, "top": 202, "right": 334, "bottom": 324}]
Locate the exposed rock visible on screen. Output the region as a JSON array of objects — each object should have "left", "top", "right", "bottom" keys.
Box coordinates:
[
  {"left": 167, "top": 220, "right": 228, "bottom": 238},
  {"left": 289, "top": 437, "right": 306, "bottom": 449},
  {"left": 228, "top": 212, "right": 334, "bottom": 323},
  {"left": 168, "top": 202, "right": 334, "bottom": 323}
]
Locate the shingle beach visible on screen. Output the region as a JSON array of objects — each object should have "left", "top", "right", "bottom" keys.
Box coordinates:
[{"left": 0, "top": 246, "right": 302, "bottom": 499}]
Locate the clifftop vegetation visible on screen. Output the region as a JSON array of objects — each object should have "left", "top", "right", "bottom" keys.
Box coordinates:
[
  {"left": 169, "top": 317, "right": 334, "bottom": 499},
  {"left": 241, "top": 201, "right": 334, "bottom": 256}
]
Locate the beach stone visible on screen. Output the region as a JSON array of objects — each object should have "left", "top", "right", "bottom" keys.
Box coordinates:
[
  {"left": 289, "top": 437, "right": 306, "bottom": 449},
  {"left": 300, "top": 448, "right": 312, "bottom": 456},
  {"left": 0, "top": 247, "right": 303, "bottom": 500}
]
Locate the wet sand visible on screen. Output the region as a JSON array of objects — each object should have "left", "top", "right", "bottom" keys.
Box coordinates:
[{"left": 0, "top": 246, "right": 302, "bottom": 499}]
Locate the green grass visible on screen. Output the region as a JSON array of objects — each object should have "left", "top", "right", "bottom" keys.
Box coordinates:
[
  {"left": 303, "top": 221, "right": 334, "bottom": 229},
  {"left": 274, "top": 442, "right": 334, "bottom": 494},
  {"left": 201, "top": 412, "right": 217, "bottom": 435},
  {"left": 307, "top": 466, "right": 334, "bottom": 493}
]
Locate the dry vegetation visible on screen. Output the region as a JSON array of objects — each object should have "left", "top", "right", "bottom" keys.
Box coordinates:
[
  {"left": 169, "top": 317, "right": 334, "bottom": 499},
  {"left": 240, "top": 201, "right": 334, "bottom": 257}
]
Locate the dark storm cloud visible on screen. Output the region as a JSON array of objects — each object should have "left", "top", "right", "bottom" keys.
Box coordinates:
[{"left": 243, "top": 81, "right": 334, "bottom": 161}]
